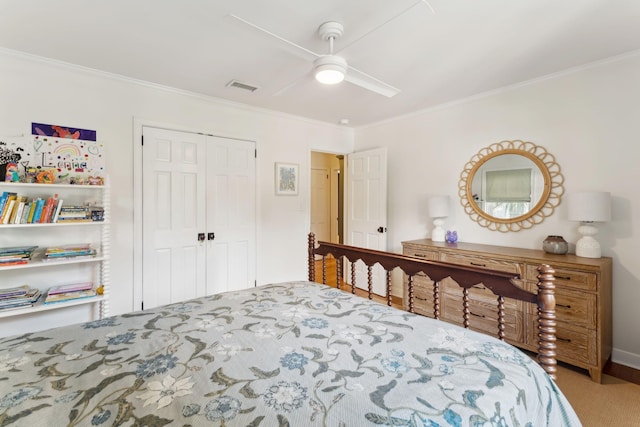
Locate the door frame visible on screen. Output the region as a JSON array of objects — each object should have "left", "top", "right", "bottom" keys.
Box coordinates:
[
  {"left": 133, "top": 118, "right": 258, "bottom": 311},
  {"left": 309, "top": 150, "right": 345, "bottom": 245}
]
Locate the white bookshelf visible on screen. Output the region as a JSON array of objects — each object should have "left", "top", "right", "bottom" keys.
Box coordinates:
[
  {"left": 0, "top": 295, "right": 106, "bottom": 319},
  {"left": 0, "top": 181, "right": 111, "bottom": 322}
]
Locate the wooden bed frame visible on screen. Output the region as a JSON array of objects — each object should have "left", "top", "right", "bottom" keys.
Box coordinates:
[{"left": 307, "top": 233, "right": 558, "bottom": 379}]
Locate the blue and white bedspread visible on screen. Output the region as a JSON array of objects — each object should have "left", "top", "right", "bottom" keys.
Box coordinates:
[{"left": 0, "top": 281, "right": 580, "bottom": 426}]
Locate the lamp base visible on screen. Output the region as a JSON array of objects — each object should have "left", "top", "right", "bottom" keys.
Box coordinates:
[
  {"left": 575, "top": 223, "right": 601, "bottom": 258},
  {"left": 431, "top": 218, "right": 445, "bottom": 242}
]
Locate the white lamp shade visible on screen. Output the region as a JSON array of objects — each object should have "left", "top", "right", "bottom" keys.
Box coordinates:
[
  {"left": 428, "top": 195, "right": 450, "bottom": 218},
  {"left": 567, "top": 191, "right": 611, "bottom": 222},
  {"left": 314, "top": 55, "right": 347, "bottom": 84}
]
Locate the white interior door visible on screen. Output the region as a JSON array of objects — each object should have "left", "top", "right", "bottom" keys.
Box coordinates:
[
  {"left": 206, "top": 136, "right": 256, "bottom": 294},
  {"left": 346, "top": 147, "right": 388, "bottom": 294},
  {"left": 142, "top": 128, "right": 256, "bottom": 309},
  {"left": 142, "top": 127, "right": 206, "bottom": 309}
]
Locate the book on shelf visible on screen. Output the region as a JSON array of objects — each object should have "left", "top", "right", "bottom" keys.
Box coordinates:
[
  {"left": 41, "top": 254, "right": 97, "bottom": 263},
  {"left": 39, "top": 194, "right": 58, "bottom": 223},
  {"left": 0, "top": 245, "right": 38, "bottom": 255},
  {"left": 20, "top": 201, "right": 32, "bottom": 224},
  {"left": 0, "top": 288, "right": 41, "bottom": 310},
  {"left": 55, "top": 218, "right": 94, "bottom": 223},
  {"left": 8, "top": 196, "right": 25, "bottom": 224},
  {"left": 47, "top": 282, "right": 94, "bottom": 295},
  {"left": 31, "top": 198, "right": 45, "bottom": 223},
  {"left": 51, "top": 199, "right": 64, "bottom": 222},
  {"left": 12, "top": 197, "right": 26, "bottom": 224},
  {"left": 45, "top": 243, "right": 91, "bottom": 251},
  {"left": 90, "top": 207, "right": 105, "bottom": 222},
  {"left": 45, "top": 249, "right": 96, "bottom": 257},
  {"left": 0, "top": 192, "right": 17, "bottom": 222},
  {"left": 44, "top": 288, "right": 96, "bottom": 304},
  {"left": 0, "top": 284, "right": 29, "bottom": 299},
  {"left": 0, "top": 259, "right": 29, "bottom": 267},
  {"left": 27, "top": 199, "right": 38, "bottom": 223},
  {"left": 56, "top": 206, "right": 91, "bottom": 221},
  {"left": 1, "top": 196, "right": 16, "bottom": 224},
  {"left": 0, "top": 246, "right": 37, "bottom": 266},
  {"left": 43, "top": 244, "right": 96, "bottom": 261},
  {"left": 0, "top": 192, "right": 8, "bottom": 216}
]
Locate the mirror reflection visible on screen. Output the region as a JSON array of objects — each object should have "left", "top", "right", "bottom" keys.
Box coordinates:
[
  {"left": 470, "top": 154, "right": 544, "bottom": 220},
  {"left": 458, "top": 140, "right": 564, "bottom": 232}
]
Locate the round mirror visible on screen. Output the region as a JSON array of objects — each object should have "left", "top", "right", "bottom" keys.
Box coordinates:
[{"left": 458, "top": 140, "right": 564, "bottom": 232}]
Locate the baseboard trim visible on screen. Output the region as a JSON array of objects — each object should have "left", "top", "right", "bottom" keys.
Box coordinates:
[
  {"left": 605, "top": 361, "right": 640, "bottom": 385},
  {"left": 612, "top": 348, "right": 640, "bottom": 371}
]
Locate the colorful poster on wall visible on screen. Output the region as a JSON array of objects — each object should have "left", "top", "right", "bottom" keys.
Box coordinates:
[
  {"left": 0, "top": 123, "right": 104, "bottom": 184},
  {"left": 31, "top": 122, "right": 97, "bottom": 141}
]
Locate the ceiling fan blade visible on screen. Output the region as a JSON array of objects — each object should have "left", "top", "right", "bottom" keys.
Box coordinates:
[
  {"left": 227, "top": 14, "right": 319, "bottom": 62},
  {"left": 273, "top": 69, "right": 312, "bottom": 96},
  {"left": 336, "top": 0, "right": 433, "bottom": 55},
  {"left": 345, "top": 66, "right": 400, "bottom": 98}
]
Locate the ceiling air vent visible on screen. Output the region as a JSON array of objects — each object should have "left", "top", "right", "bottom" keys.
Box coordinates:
[{"left": 226, "top": 80, "right": 260, "bottom": 92}]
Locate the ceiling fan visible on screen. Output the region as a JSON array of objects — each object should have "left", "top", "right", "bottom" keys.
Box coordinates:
[{"left": 228, "top": 14, "right": 401, "bottom": 98}]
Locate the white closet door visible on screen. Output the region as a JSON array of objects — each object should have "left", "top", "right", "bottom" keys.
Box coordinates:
[
  {"left": 206, "top": 136, "right": 256, "bottom": 294},
  {"left": 345, "top": 147, "right": 388, "bottom": 295},
  {"left": 142, "top": 127, "right": 206, "bottom": 308}
]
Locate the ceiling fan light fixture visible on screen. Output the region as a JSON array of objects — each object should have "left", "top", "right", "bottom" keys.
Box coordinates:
[{"left": 314, "top": 55, "right": 347, "bottom": 85}]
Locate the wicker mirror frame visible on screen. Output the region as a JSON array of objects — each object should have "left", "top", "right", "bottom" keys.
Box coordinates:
[{"left": 459, "top": 140, "right": 564, "bottom": 232}]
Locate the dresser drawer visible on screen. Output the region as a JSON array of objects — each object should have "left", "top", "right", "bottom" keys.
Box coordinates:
[
  {"left": 441, "top": 279, "right": 521, "bottom": 309},
  {"left": 441, "top": 293, "right": 524, "bottom": 342},
  {"left": 526, "top": 282, "right": 596, "bottom": 328},
  {"left": 405, "top": 275, "right": 437, "bottom": 318},
  {"left": 412, "top": 295, "right": 436, "bottom": 318},
  {"left": 403, "top": 246, "right": 439, "bottom": 261},
  {"left": 526, "top": 264, "right": 597, "bottom": 292},
  {"left": 440, "top": 252, "right": 523, "bottom": 276},
  {"left": 527, "top": 319, "right": 596, "bottom": 366}
]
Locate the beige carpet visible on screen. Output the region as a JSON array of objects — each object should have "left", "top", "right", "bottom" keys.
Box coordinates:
[{"left": 555, "top": 365, "right": 640, "bottom": 426}]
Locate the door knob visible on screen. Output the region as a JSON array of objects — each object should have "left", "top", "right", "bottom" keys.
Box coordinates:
[
  {"left": 377, "top": 226, "right": 387, "bottom": 233},
  {"left": 208, "top": 232, "right": 215, "bottom": 241},
  {"left": 198, "top": 233, "right": 205, "bottom": 241}
]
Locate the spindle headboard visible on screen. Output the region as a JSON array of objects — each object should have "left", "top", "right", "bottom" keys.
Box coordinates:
[{"left": 307, "top": 232, "right": 558, "bottom": 378}]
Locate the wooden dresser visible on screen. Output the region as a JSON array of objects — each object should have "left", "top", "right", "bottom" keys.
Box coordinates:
[{"left": 401, "top": 239, "right": 612, "bottom": 383}]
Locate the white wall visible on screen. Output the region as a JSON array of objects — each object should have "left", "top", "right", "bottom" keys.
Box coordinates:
[
  {"left": 0, "top": 50, "right": 353, "bottom": 332},
  {"left": 354, "top": 52, "right": 640, "bottom": 368}
]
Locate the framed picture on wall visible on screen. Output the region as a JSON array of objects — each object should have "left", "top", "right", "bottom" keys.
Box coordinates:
[{"left": 275, "top": 162, "right": 299, "bottom": 195}]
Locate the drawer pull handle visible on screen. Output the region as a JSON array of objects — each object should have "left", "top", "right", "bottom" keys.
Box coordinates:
[
  {"left": 557, "top": 337, "right": 572, "bottom": 343},
  {"left": 557, "top": 303, "right": 571, "bottom": 309},
  {"left": 475, "top": 285, "right": 487, "bottom": 290},
  {"left": 470, "top": 312, "right": 485, "bottom": 318},
  {"left": 555, "top": 275, "right": 572, "bottom": 281},
  {"left": 414, "top": 253, "right": 426, "bottom": 258},
  {"left": 470, "top": 262, "right": 486, "bottom": 267}
]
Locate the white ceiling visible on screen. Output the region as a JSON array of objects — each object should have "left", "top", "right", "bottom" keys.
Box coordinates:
[{"left": 2, "top": 0, "right": 640, "bottom": 127}]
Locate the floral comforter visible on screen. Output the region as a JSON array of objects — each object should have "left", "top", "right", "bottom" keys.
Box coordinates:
[{"left": 0, "top": 281, "right": 580, "bottom": 426}]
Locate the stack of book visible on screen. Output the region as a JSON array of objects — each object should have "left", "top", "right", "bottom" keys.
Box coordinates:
[
  {"left": 44, "top": 282, "right": 97, "bottom": 304},
  {"left": 56, "top": 206, "right": 91, "bottom": 222},
  {"left": 0, "top": 245, "right": 38, "bottom": 266},
  {"left": 0, "top": 285, "right": 42, "bottom": 311},
  {"left": 43, "top": 244, "right": 96, "bottom": 262}
]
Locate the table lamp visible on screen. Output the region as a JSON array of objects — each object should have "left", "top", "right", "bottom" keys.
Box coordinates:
[
  {"left": 567, "top": 191, "right": 611, "bottom": 258},
  {"left": 429, "top": 195, "right": 450, "bottom": 242}
]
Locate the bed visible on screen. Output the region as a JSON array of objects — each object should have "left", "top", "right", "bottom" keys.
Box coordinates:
[{"left": 0, "top": 235, "right": 580, "bottom": 426}]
